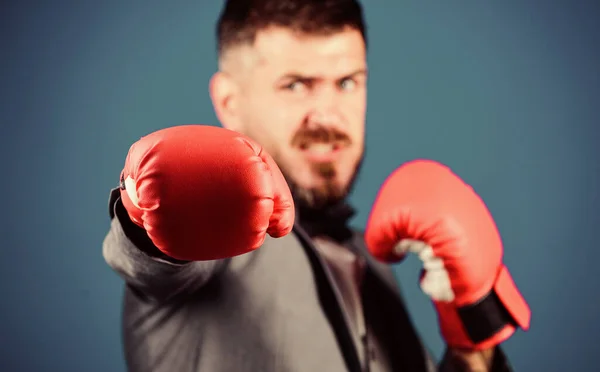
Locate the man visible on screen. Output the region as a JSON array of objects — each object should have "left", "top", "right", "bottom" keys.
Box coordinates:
[{"left": 103, "top": 1, "right": 530, "bottom": 371}]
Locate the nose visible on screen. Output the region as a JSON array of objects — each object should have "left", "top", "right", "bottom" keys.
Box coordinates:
[
  {"left": 306, "top": 88, "right": 344, "bottom": 130},
  {"left": 306, "top": 111, "right": 341, "bottom": 129}
]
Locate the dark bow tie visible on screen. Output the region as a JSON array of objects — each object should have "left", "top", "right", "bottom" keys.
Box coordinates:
[{"left": 295, "top": 201, "right": 356, "bottom": 243}]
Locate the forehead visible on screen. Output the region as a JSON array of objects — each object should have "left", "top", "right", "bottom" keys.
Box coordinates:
[{"left": 251, "top": 27, "right": 367, "bottom": 77}]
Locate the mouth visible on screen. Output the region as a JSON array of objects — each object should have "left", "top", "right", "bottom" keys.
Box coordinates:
[{"left": 298, "top": 142, "right": 344, "bottom": 162}]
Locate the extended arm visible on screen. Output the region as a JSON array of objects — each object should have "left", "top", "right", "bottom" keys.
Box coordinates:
[
  {"left": 102, "top": 189, "right": 228, "bottom": 302},
  {"left": 102, "top": 125, "right": 294, "bottom": 302}
]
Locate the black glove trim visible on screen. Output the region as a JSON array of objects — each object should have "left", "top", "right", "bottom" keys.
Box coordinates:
[{"left": 457, "top": 290, "right": 517, "bottom": 344}]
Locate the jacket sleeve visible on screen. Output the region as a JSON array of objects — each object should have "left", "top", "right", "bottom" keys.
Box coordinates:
[{"left": 102, "top": 188, "right": 229, "bottom": 302}]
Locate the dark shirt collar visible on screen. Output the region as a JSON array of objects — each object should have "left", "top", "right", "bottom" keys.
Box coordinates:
[{"left": 295, "top": 199, "right": 356, "bottom": 243}]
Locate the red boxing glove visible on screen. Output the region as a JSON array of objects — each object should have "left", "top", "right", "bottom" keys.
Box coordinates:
[
  {"left": 365, "top": 159, "right": 530, "bottom": 350},
  {"left": 119, "top": 125, "right": 295, "bottom": 261}
]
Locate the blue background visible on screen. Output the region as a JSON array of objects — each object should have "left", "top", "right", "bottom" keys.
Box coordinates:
[{"left": 2, "top": 1, "right": 598, "bottom": 371}]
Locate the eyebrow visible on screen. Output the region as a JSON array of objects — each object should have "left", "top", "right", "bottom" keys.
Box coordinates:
[{"left": 277, "top": 68, "right": 368, "bottom": 82}]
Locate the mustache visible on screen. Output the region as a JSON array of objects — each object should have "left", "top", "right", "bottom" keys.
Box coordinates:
[{"left": 290, "top": 126, "right": 351, "bottom": 148}]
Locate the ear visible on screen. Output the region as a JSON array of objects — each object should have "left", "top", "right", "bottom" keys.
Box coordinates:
[{"left": 209, "top": 71, "right": 242, "bottom": 131}]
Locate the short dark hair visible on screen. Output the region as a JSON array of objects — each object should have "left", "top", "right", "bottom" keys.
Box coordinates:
[{"left": 216, "top": 0, "right": 367, "bottom": 58}]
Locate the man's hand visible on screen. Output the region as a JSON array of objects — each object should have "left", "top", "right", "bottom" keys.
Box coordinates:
[{"left": 364, "top": 160, "right": 530, "bottom": 354}]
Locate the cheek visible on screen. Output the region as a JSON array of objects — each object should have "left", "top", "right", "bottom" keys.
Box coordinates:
[
  {"left": 242, "top": 97, "right": 301, "bottom": 148},
  {"left": 262, "top": 96, "right": 306, "bottom": 134},
  {"left": 347, "top": 95, "right": 367, "bottom": 143}
]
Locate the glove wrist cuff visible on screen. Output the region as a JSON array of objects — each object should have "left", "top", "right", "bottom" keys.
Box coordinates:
[
  {"left": 436, "top": 265, "right": 531, "bottom": 350},
  {"left": 456, "top": 289, "right": 516, "bottom": 345}
]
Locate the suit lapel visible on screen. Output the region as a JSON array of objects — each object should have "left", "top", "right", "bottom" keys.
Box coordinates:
[
  {"left": 349, "top": 233, "right": 432, "bottom": 372},
  {"left": 292, "top": 225, "right": 364, "bottom": 372}
]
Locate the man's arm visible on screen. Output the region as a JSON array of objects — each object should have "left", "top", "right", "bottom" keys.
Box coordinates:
[
  {"left": 439, "top": 346, "right": 513, "bottom": 372},
  {"left": 102, "top": 188, "right": 228, "bottom": 302}
]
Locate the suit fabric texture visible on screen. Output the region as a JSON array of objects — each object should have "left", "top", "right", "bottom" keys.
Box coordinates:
[{"left": 102, "top": 188, "right": 511, "bottom": 372}]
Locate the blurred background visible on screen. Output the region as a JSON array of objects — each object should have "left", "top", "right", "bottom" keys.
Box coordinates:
[{"left": 1, "top": 1, "right": 599, "bottom": 371}]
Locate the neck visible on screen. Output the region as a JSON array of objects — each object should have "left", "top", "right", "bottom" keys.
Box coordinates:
[{"left": 294, "top": 197, "right": 356, "bottom": 242}]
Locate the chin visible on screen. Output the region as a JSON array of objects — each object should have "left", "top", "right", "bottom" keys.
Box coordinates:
[{"left": 279, "top": 153, "right": 362, "bottom": 205}]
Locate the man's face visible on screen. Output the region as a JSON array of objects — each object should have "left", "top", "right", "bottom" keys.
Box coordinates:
[{"left": 217, "top": 27, "right": 367, "bottom": 209}]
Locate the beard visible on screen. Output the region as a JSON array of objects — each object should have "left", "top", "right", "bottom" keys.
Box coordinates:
[
  {"left": 279, "top": 122, "right": 364, "bottom": 211},
  {"left": 242, "top": 119, "right": 364, "bottom": 212},
  {"left": 278, "top": 153, "right": 364, "bottom": 212}
]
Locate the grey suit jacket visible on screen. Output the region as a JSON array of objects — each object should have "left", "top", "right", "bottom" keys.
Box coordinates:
[{"left": 102, "top": 188, "right": 511, "bottom": 372}]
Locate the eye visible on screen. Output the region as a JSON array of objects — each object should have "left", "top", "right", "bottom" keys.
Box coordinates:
[
  {"left": 284, "top": 80, "right": 307, "bottom": 92},
  {"left": 338, "top": 78, "right": 356, "bottom": 91}
]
